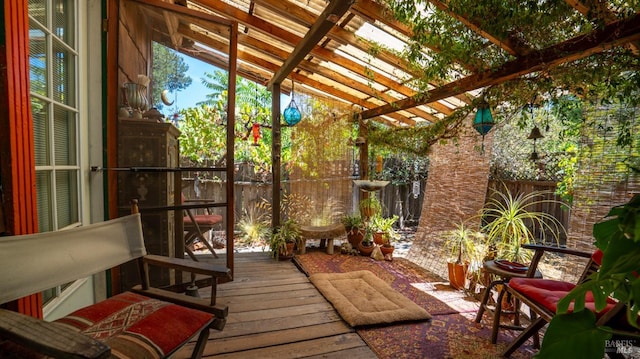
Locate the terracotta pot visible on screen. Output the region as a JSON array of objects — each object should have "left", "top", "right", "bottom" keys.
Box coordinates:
[
  {"left": 380, "top": 245, "right": 394, "bottom": 256},
  {"left": 373, "top": 232, "right": 385, "bottom": 245},
  {"left": 278, "top": 242, "right": 295, "bottom": 260},
  {"left": 358, "top": 242, "right": 374, "bottom": 256},
  {"left": 346, "top": 229, "right": 364, "bottom": 247},
  {"left": 447, "top": 262, "right": 468, "bottom": 290}
]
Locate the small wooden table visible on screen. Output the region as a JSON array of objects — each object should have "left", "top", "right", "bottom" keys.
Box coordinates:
[
  {"left": 475, "top": 260, "right": 543, "bottom": 344},
  {"left": 299, "top": 224, "right": 346, "bottom": 254}
]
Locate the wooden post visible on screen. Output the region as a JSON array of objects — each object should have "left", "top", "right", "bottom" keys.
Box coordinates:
[{"left": 271, "top": 83, "right": 281, "bottom": 229}]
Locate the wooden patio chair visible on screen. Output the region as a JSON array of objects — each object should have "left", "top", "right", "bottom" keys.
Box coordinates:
[
  {"left": 497, "top": 244, "right": 619, "bottom": 357},
  {"left": 181, "top": 194, "right": 223, "bottom": 261},
  {"left": 0, "top": 211, "right": 231, "bottom": 359}
]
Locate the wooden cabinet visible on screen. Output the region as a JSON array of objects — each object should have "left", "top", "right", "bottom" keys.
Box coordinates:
[{"left": 117, "top": 119, "right": 180, "bottom": 288}]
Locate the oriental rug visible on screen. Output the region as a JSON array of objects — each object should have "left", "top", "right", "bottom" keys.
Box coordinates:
[
  {"left": 309, "top": 270, "right": 431, "bottom": 327},
  {"left": 294, "top": 250, "right": 537, "bottom": 359}
]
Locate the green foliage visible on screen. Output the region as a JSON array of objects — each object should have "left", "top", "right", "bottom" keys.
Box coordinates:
[
  {"left": 359, "top": 195, "right": 382, "bottom": 218},
  {"left": 370, "top": 214, "right": 400, "bottom": 244},
  {"left": 289, "top": 95, "right": 353, "bottom": 177},
  {"left": 151, "top": 42, "right": 192, "bottom": 110},
  {"left": 538, "top": 195, "right": 640, "bottom": 358},
  {"left": 269, "top": 219, "right": 302, "bottom": 259},
  {"left": 535, "top": 310, "right": 611, "bottom": 359},
  {"left": 342, "top": 214, "right": 364, "bottom": 235},
  {"left": 177, "top": 70, "right": 284, "bottom": 172},
  {"left": 178, "top": 103, "right": 228, "bottom": 163},
  {"left": 442, "top": 222, "right": 484, "bottom": 265},
  {"left": 235, "top": 205, "right": 270, "bottom": 248},
  {"left": 481, "top": 185, "right": 566, "bottom": 263}
]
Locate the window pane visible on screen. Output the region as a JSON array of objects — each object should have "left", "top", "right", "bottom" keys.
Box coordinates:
[
  {"left": 29, "top": 24, "right": 48, "bottom": 97},
  {"left": 53, "top": 105, "right": 76, "bottom": 165},
  {"left": 28, "top": 0, "right": 47, "bottom": 27},
  {"left": 32, "top": 98, "right": 50, "bottom": 166},
  {"left": 42, "top": 288, "right": 57, "bottom": 305},
  {"left": 36, "top": 171, "right": 52, "bottom": 232},
  {"left": 52, "top": 41, "right": 75, "bottom": 106},
  {"left": 56, "top": 170, "right": 78, "bottom": 228},
  {"left": 53, "top": 0, "right": 74, "bottom": 46}
]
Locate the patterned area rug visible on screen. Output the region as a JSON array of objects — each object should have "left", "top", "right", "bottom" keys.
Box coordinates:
[{"left": 294, "top": 250, "right": 537, "bottom": 359}]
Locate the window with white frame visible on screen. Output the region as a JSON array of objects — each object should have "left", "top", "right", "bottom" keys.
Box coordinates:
[{"left": 28, "top": 0, "right": 81, "bottom": 305}]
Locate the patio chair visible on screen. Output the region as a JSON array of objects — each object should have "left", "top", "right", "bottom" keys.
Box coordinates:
[
  {"left": 182, "top": 194, "right": 223, "bottom": 261},
  {"left": 497, "top": 244, "right": 617, "bottom": 357}
]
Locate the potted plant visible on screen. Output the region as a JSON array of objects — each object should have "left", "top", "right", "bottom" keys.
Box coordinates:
[
  {"left": 358, "top": 225, "right": 375, "bottom": 256},
  {"left": 236, "top": 205, "right": 270, "bottom": 249},
  {"left": 370, "top": 214, "right": 398, "bottom": 245},
  {"left": 358, "top": 194, "right": 382, "bottom": 219},
  {"left": 442, "top": 222, "right": 484, "bottom": 290},
  {"left": 269, "top": 219, "right": 302, "bottom": 261},
  {"left": 481, "top": 186, "right": 566, "bottom": 264},
  {"left": 342, "top": 213, "right": 364, "bottom": 247}
]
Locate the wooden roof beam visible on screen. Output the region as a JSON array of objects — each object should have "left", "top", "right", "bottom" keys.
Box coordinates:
[
  {"left": 268, "top": 0, "right": 355, "bottom": 88},
  {"left": 350, "top": 0, "right": 472, "bottom": 106},
  {"left": 234, "top": 34, "right": 439, "bottom": 121},
  {"left": 176, "top": 23, "right": 416, "bottom": 126},
  {"left": 361, "top": 13, "right": 640, "bottom": 119},
  {"left": 192, "top": 0, "right": 452, "bottom": 115}
]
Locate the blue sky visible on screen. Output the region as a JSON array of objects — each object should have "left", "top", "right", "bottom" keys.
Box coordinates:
[
  {"left": 171, "top": 55, "right": 216, "bottom": 111},
  {"left": 171, "top": 54, "right": 291, "bottom": 113}
]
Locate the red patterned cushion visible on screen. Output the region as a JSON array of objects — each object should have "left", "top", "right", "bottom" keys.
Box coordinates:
[
  {"left": 54, "top": 292, "right": 213, "bottom": 358},
  {"left": 509, "top": 278, "right": 616, "bottom": 317},
  {"left": 184, "top": 213, "right": 222, "bottom": 226}
]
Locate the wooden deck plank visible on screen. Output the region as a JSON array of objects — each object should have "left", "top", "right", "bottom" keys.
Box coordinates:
[
  {"left": 197, "top": 322, "right": 355, "bottom": 356},
  {"left": 205, "top": 333, "right": 370, "bottom": 358},
  {"left": 225, "top": 302, "right": 335, "bottom": 324},
  {"left": 174, "top": 252, "right": 377, "bottom": 359}
]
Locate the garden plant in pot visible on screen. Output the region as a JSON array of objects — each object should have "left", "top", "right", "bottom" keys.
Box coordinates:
[
  {"left": 481, "top": 186, "right": 566, "bottom": 264},
  {"left": 269, "top": 219, "right": 302, "bottom": 261},
  {"left": 442, "top": 222, "right": 484, "bottom": 290},
  {"left": 359, "top": 194, "right": 382, "bottom": 220},
  {"left": 370, "top": 214, "right": 399, "bottom": 245},
  {"left": 342, "top": 213, "right": 365, "bottom": 248},
  {"left": 358, "top": 225, "right": 375, "bottom": 256}
]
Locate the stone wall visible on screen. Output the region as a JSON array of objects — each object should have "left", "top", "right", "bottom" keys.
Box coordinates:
[{"left": 406, "top": 119, "right": 493, "bottom": 280}]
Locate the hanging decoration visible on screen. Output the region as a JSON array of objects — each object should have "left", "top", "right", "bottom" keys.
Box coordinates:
[
  {"left": 528, "top": 126, "right": 544, "bottom": 161},
  {"left": 252, "top": 123, "right": 261, "bottom": 146},
  {"left": 283, "top": 79, "right": 302, "bottom": 126},
  {"left": 473, "top": 101, "right": 494, "bottom": 153}
]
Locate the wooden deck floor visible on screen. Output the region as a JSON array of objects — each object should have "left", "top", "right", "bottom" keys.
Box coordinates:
[{"left": 176, "top": 252, "right": 377, "bottom": 358}]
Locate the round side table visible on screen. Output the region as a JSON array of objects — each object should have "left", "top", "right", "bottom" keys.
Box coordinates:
[{"left": 474, "top": 260, "right": 542, "bottom": 344}]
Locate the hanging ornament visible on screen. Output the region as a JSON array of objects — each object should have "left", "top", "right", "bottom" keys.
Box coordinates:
[
  {"left": 283, "top": 79, "right": 302, "bottom": 126},
  {"left": 252, "top": 123, "right": 261, "bottom": 146},
  {"left": 473, "top": 100, "right": 494, "bottom": 153}
]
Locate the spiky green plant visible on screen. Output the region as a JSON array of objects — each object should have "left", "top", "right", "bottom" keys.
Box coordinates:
[{"left": 481, "top": 185, "right": 567, "bottom": 263}]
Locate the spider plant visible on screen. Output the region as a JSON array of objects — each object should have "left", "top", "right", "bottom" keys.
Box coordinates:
[{"left": 481, "top": 185, "right": 567, "bottom": 263}]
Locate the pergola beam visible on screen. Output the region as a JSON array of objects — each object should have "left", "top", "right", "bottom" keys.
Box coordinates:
[
  {"left": 361, "top": 13, "right": 640, "bottom": 120},
  {"left": 267, "top": 0, "right": 355, "bottom": 89}
]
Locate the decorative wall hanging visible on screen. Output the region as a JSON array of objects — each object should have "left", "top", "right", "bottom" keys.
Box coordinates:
[{"left": 283, "top": 80, "right": 302, "bottom": 126}]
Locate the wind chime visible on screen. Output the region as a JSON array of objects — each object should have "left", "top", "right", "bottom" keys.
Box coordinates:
[{"left": 527, "top": 104, "right": 544, "bottom": 161}]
